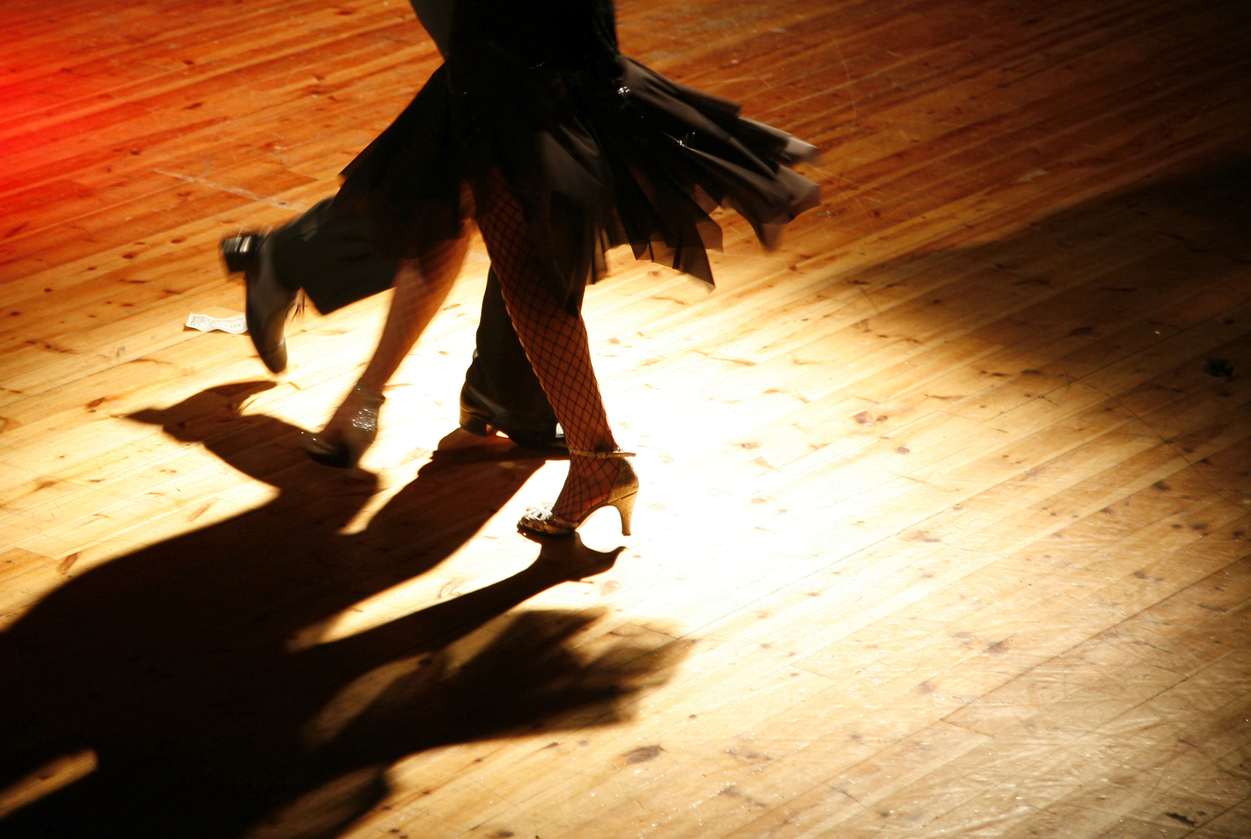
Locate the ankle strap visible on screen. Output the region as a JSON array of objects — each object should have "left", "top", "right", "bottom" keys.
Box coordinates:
[{"left": 568, "top": 448, "right": 635, "bottom": 459}]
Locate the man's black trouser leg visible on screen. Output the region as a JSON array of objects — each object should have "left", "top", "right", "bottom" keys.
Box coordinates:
[{"left": 268, "top": 198, "right": 396, "bottom": 315}]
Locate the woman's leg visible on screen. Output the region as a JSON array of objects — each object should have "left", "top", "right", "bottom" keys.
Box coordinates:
[
  {"left": 306, "top": 233, "right": 468, "bottom": 467},
  {"left": 475, "top": 172, "right": 630, "bottom": 526},
  {"left": 358, "top": 233, "right": 468, "bottom": 394}
]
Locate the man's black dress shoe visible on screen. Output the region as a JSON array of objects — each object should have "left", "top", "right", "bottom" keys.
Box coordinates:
[
  {"left": 221, "top": 233, "right": 297, "bottom": 374},
  {"left": 459, "top": 384, "right": 566, "bottom": 451}
]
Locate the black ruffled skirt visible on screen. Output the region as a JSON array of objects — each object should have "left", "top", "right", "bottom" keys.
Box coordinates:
[{"left": 333, "top": 38, "right": 820, "bottom": 313}]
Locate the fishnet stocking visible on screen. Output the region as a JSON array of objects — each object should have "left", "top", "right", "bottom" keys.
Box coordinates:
[
  {"left": 320, "top": 232, "right": 468, "bottom": 439},
  {"left": 476, "top": 171, "right": 623, "bottom": 522}
]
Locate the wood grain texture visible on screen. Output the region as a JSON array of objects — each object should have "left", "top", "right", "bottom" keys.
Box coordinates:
[{"left": 2, "top": 0, "right": 1250, "bottom": 837}]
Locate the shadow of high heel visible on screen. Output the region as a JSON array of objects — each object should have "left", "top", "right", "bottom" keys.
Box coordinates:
[{"left": 535, "top": 533, "right": 625, "bottom": 580}]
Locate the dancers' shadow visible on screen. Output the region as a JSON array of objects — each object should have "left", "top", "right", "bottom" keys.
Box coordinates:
[{"left": 0, "top": 382, "right": 689, "bottom": 839}]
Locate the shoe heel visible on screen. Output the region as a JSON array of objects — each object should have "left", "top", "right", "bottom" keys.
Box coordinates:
[
  {"left": 303, "top": 386, "right": 383, "bottom": 469},
  {"left": 220, "top": 234, "right": 261, "bottom": 273},
  {"left": 302, "top": 433, "right": 358, "bottom": 469},
  {"left": 610, "top": 491, "right": 638, "bottom": 537},
  {"left": 459, "top": 407, "right": 492, "bottom": 437}
]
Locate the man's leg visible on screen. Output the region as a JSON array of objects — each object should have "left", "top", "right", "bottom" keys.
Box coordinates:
[
  {"left": 268, "top": 198, "right": 397, "bottom": 315},
  {"left": 220, "top": 198, "right": 390, "bottom": 373}
]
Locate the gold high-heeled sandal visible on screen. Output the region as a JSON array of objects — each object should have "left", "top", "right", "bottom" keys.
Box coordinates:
[
  {"left": 518, "top": 449, "right": 639, "bottom": 537},
  {"left": 301, "top": 385, "right": 385, "bottom": 469}
]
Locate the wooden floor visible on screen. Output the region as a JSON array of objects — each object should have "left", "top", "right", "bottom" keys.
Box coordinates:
[{"left": 3, "top": 0, "right": 1251, "bottom": 836}]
